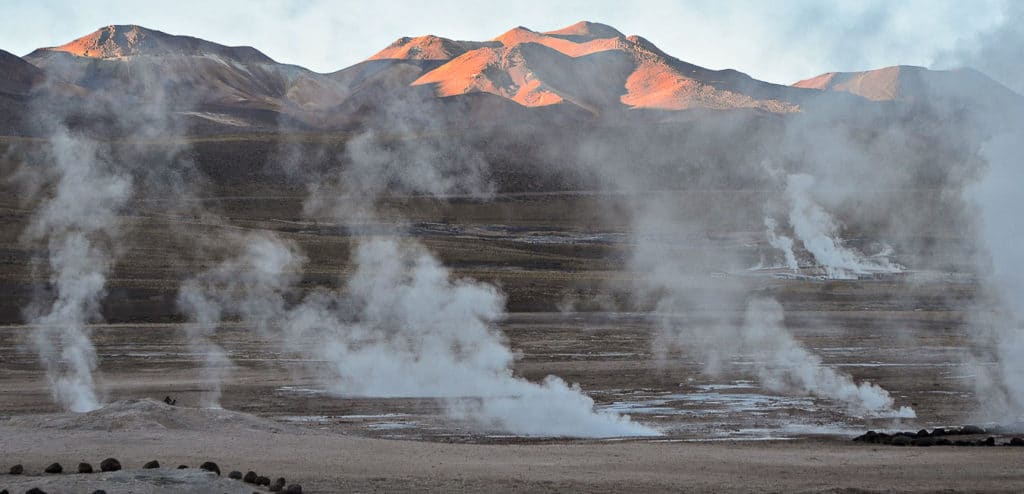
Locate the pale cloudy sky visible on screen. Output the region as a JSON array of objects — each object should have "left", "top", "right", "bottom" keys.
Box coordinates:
[{"left": 0, "top": 0, "right": 1018, "bottom": 87}]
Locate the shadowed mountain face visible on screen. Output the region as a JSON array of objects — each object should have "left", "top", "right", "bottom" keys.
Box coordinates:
[
  {"left": 0, "top": 21, "right": 1019, "bottom": 138},
  {"left": 793, "top": 65, "right": 1023, "bottom": 109}
]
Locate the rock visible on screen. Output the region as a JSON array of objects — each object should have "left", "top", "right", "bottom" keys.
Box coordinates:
[
  {"left": 890, "top": 436, "right": 912, "bottom": 446},
  {"left": 44, "top": 462, "right": 63, "bottom": 474},
  {"left": 272, "top": 477, "right": 287, "bottom": 489},
  {"left": 960, "top": 425, "right": 986, "bottom": 435},
  {"left": 78, "top": 462, "right": 94, "bottom": 473},
  {"left": 916, "top": 429, "right": 930, "bottom": 438},
  {"left": 200, "top": 461, "right": 221, "bottom": 476},
  {"left": 100, "top": 458, "right": 122, "bottom": 472},
  {"left": 244, "top": 471, "right": 258, "bottom": 483},
  {"left": 177, "top": 465, "right": 189, "bottom": 469},
  {"left": 229, "top": 470, "right": 244, "bottom": 480},
  {"left": 912, "top": 437, "right": 935, "bottom": 447},
  {"left": 26, "top": 489, "right": 47, "bottom": 494},
  {"left": 92, "top": 491, "right": 107, "bottom": 494},
  {"left": 932, "top": 427, "right": 946, "bottom": 436},
  {"left": 284, "top": 484, "right": 303, "bottom": 494},
  {"left": 143, "top": 460, "right": 160, "bottom": 469},
  {"left": 954, "top": 440, "right": 971, "bottom": 446},
  {"left": 981, "top": 436, "right": 996, "bottom": 446},
  {"left": 1011, "top": 437, "right": 1024, "bottom": 446},
  {"left": 256, "top": 475, "right": 271, "bottom": 486},
  {"left": 853, "top": 430, "right": 876, "bottom": 442},
  {"left": 934, "top": 438, "right": 952, "bottom": 446},
  {"left": 9, "top": 464, "right": 23, "bottom": 474}
]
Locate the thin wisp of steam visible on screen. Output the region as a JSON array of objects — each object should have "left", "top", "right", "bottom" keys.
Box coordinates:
[{"left": 764, "top": 216, "right": 799, "bottom": 270}]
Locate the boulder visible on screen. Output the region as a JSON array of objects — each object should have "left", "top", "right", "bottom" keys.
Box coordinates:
[
  {"left": 916, "top": 429, "right": 930, "bottom": 438},
  {"left": 44, "top": 462, "right": 63, "bottom": 474},
  {"left": 981, "top": 436, "right": 996, "bottom": 446},
  {"left": 100, "top": 458, "right": 122, "bottom": 472},
  {"left": 9, "top": 464, "right": 23, "bottom": 474},
  {"left": 271, "top": 477, "right": 287, "bottom": 491},
  {"left": 244, "top": 471, "right": 258, "bottom": 483},
  {"left": 200, "top": 461, "right": 221, "bottom": 476},
  {"left": 256, "top": 476, "right": 271, "bottom": 486},
  {"left": 934, "top": 438, "right": 952, "bottom": 446},
  {"left": 229, "top": 470, "right": 244, "bottom": 480},
  {"left": 284, "top": 484, "right": 303, "bottom": 494},
  {"left": 960, "top": 425, "right": 986, "bottom": 435},
  {"left": 177, "top": 465, "right": 189, "bottom": 469},
  {"left": 912, "top": 437, "right": 934, "bottom": 447},
  {"left": 931, "top": 427, "right": 946, "bottom": 436},
  {"left": 890, "top": 436, "right": 912, "bottom": 446},
  {"left": 1010, "top": 437, "right": 1024, "bottom": 446},
  {"left": 143, "top": 460, "right": 160, "bottom": 469},
  {"left": 91, "top": 491, "right": 107, "bottom": 494},
  {"left": 954, "top": 440, "right": 971, "bottom": 446},
  {"left": 78, "top": 462, "right": 94, "bottom": 473},
  {"left": 26, "top": 489, "right": 47, "bottom": 494}
]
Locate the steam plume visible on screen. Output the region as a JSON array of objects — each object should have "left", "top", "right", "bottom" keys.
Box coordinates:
[
  {"left": 187, "top": 232, "right": 658, "bottom": 437},
  {"left": 19, "top": 129, "right": 132, "bottom": 412},
  {"left": 785, "top": 173, "right": 902, "bottom": 279}
]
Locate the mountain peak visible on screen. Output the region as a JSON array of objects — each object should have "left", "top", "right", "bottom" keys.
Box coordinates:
[
  {"left": 544, "top": 21, "right": 624, "bottom": 40},
  {"left": 368, "top": 35, "right": 496, "bottom": 61},
  {"left": 31, "top": 24, "right": 275, "bottom": 64}
]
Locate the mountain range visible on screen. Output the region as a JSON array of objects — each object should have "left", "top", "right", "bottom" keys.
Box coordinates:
[{"left": 2, "top": 21, "right": 1020, "bottom": 137}]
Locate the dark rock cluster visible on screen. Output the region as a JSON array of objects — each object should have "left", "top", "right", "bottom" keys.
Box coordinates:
[
  {"left": 853, "top": 426, "right": 1024, "bottom": 447},
  {"left": 225, "top": 465, "right": 300, "bottom": 492},
  {"left": 4, "top": 457, "right": 303, "bottom": 493}
]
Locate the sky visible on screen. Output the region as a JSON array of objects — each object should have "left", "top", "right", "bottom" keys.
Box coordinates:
[{"left": 0, "top": 0, "right": 1018, "bottom": 88}]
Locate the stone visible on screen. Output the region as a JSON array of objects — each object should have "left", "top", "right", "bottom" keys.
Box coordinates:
[
  {"left": 44, "top": 462, "right": 63, "bottom": 474},
  {"left": 9, "top": 464, "right": 23, "bottom": 474},
  {"left": 100, "top": 458, "right": 122, "bottom": 472},
  {"left": 931, "top": 427, "right": 946, "bottom": 436},
  {"left": 200, "top": 461, "right": 221, "bottom": 476},
  {"left": 960, "top": 425, "right": 986, "bottom": 435},
  {"left": 981, "top": 436, "right": 996, "bottom": 446},
  {"left": 78, "top": 462, "right": 94, "bottom": 474},
  {"left": 284, "top": 484, "right": 303, "bottom": 494},
  {"left": 934, "top": 438, "right": 952, "bottom": 446},
  {"left": 229, "top": 470, "right": 243, "bottom": 480},
  {"left": 890, "top": 436, "right": 912, "bottom": 446},
  {"left": 26, "top": 489, "right": 47, "bottom": 494},
  {"left": 143, "top": 460, "right": 160, "bottom": 469},
  {"left": 912, "top": 437, "right": 934, "bottom": 447},
  {"left": 1010, "top": 437, "right": 1024, "bottom": 446},
  {"left": 244, "top": 471, "right": 259, "bottom": 483},
  {"left": 177, "top": 465, "right": 189, "bottom": 469},
  {"left": 256, "top": 476, "right": 271, "bottom": 486},
  {"left": 91, "top": 491, "right": 107, "bottom": 494}
]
